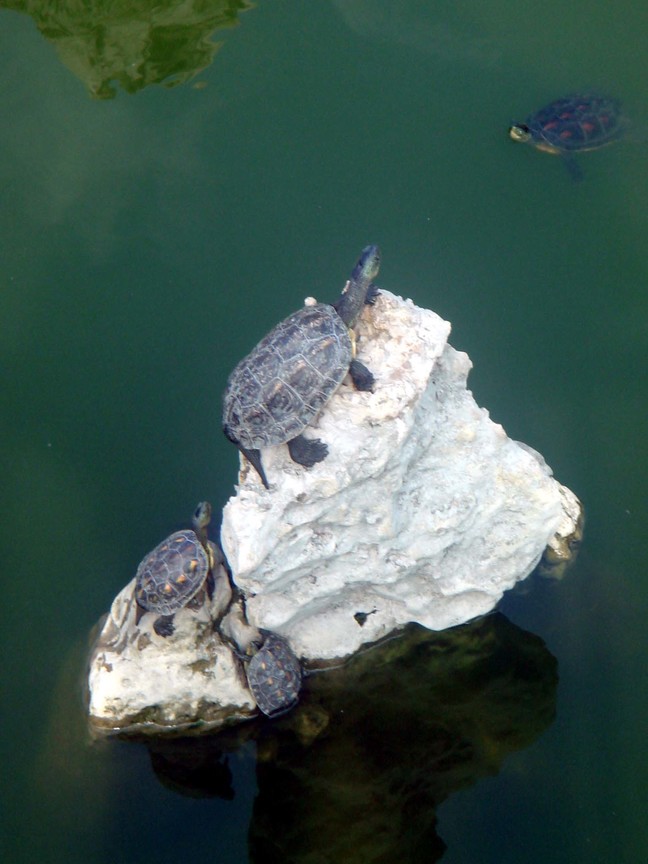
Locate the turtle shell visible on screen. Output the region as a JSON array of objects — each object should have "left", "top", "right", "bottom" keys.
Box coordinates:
[
  {"left": 135, "top": 529, "right": 210, "bottom": 615},
  {"left": 519, "top": 94, "right": 623, "bottom": 154},
  {"left": 223, "top": 303, "right": 352, "bottom": 450},
  {"left": 246, "top": 631, "right": 303, "bottom": 717}
]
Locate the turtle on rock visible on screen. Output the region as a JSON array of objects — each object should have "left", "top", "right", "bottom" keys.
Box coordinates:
[
  {"left": 509, "top": 93, "right": 626, "bottom": 180},
  {"left": 222, "top": 244, "right": 381, "bottom": 488},
  {"left": 134, "top": 501, "right": 221, "bottom": 637},
  {"left": 245, "top": 630, "right": 303, "bottom": 718}
]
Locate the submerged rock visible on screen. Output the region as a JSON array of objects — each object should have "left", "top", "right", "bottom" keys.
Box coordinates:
[
  {"left": 222, "top": 289, "right": 581, "bottom": 660},
  {"left": 243, "top": 615, "right": 558, "bottom": 864},
  {"left": 245, "top": 616, "right": 558, "bottom": 863},
  {"left": 140, "top": 615, "right": 557, "bottom": 862}
]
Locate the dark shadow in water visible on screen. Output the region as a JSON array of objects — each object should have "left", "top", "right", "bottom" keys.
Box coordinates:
[
  {"left": 0, "top": 0, "right": 252, "bottom": 98},
  {"left": 149, "top": 737, "right": 236, "bottom": 800},
  {"left": 144, "top": 612, "right": 558, "bottom": 862}
]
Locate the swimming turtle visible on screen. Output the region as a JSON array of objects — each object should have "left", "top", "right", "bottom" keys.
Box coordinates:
[
  {"left": 509, "top": 93, "right": 625, "bottom": 179},
  {"left": 134, "top": 501, "right": 220, "bottom": 637},
  {"left": 222, "top": 244, "right": 381, "bottom": 488},
  {"left": 245, "top": 630, "right": 303, "bottom": 717}
]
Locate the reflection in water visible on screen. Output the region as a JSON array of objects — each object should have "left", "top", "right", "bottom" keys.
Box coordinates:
[
  {"left": 143, "top": 613, "right": 557, "bottom": 862},
  {"left": 0, "top": 0, "right": 252, "bottom": 98},
  {"left": 30, "top": 637, "right": 115, "bottom": 857},
  {"left": 150, "top": 737, "right": 236, "bottom": 800},
  {"left": 332, "top": 0, "right": 501, "bottom": 66}
]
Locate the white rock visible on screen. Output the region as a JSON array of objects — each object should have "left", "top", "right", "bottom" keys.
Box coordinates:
[
  {"left": 87, "top": 563, "right": 254, "bottom": 734},
  {"left": 221, "top": 290, "right": 581, "bottom": 661},
  {"left": 88, "top": 289, "right": 582, "bottom": 735}
]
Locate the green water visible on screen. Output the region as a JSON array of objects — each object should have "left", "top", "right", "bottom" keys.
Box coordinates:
[{"left": 1, "top": 1, "right": 647, "bottom": 861}]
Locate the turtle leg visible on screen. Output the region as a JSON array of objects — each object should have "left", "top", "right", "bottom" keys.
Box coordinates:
[
  {"left": 186, "top": 584, "right": 211, "bottom": 610},
  {"left": 349, "top": 359, "right": 375, "bottom": 392},
  {"left": 153, "top": 615, "right": 176, "bottom": 638},
  {"left": 135, "top": 602, "right": 147, "bottom": 627},
  {"left": 287, "top": 434, "right": 328, "bottom": 467},
  {"left": 237, "top": 444, "right": 270, "bottom": 489},
  {"left": 205, "top": 570, "right": 215, "bottom": 602},
  {"left": 365, "top": 284, "right": 380, "bottom": 305},
  {"left": 563, "top": 155, "right": 584, "bottom": 182}
]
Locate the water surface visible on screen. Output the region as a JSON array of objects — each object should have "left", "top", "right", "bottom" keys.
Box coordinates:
[{"left": 1, "top": 2, "right": 647, "bottom": 862}]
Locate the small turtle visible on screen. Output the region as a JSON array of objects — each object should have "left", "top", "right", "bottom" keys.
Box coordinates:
[
  {"left": 245, "top": 630, "right": 303, "bottom": 717},
  {"left": 222, "top": 244, "right": 381, "bottom": 488},
  {"left": 509, "top": 93, "right": 626, "bottom": 180},
  {"left": 135, "top": 501, "right": 220, "bottom": 637}
]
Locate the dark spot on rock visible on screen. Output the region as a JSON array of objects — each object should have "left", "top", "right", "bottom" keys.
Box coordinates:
[{"left": 354, "top": 609, "right": 377, "bottom": 626}]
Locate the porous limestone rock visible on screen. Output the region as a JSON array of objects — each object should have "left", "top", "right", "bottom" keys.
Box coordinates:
[
  {"left": 87, "top": 561, "right": 254, "bottom": 734},
  {"left": 221, "top": 289, "right": 582, "bottom": 661},
  {"left": 88, "top": 288, "right": 582, "bottom": 736}
]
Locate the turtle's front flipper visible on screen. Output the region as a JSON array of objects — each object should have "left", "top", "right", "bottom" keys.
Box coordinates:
[
  {"left": 237, "top": 445, "right": 270, "bottom": 489},
  {"left": 563, "top": 155, "right": 584, "bottom": 182},
  {"left": 288, "top": 434, "right": 328, "bottom": 467},
  {"left": 349, "top": 359, "right": 375, "bottom": 392},
  {"left": 153, "top": 615, "right": 176, "bottom": 638},
  {"left": 365, "top": 284, "right": 380, "bottom": 305}
]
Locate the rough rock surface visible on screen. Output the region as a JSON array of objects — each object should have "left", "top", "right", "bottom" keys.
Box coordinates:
[
  {"left": 88, "top": 289, "right": 582, "bottom": 735},
  {"left": 87, "top": 563, "right": 253, "bottom": 734},
  {"left": 221, "top": 289, "right": 581, "bottom": 661}
]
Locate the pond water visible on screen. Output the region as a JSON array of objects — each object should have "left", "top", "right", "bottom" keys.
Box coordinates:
[{"left": 1, "top": 1, "right": 647, "bottom": 862}]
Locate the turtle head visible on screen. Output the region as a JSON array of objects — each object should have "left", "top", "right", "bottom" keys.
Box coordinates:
[
  {"left": 509, "top": 123, "right": 532, "bottom": 143},
  {"left": 193, "top": 500, "right": 212, "bottom": 533},
  {"left": 192, "top": 501, "right": 215, "bottom": 553},
  {"left": 352, "top": 244, "right": 381, "bottom": 284},
  {"left": 334, "top": 244, "right": 381, "bottom": 327}
]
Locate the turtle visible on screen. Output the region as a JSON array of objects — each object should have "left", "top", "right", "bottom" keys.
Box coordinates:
[
  {"left": 222, "top": 244, "right": 381, "bottom": 488},
  {"left": 245, "top": 630, "right": 303, "bottom": 717},
  {"left": 134, "top": 501, "right": 220, "bottom": 637},
  {"left": 509, "top": 93, "right": 626, "bottom": 180}
]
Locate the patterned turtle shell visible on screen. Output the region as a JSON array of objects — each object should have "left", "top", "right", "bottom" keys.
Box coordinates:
[
  {"left": 509, "top": 94, "right": 624, "bottom": 154},
  {"left": 224, "top": 303, "right": 352, "bottom": 451},
  {"left": 222, "top": 245, "right": 380, "bottom": 488},
  {"left": 135, "top": 528, "right": 210, "bottom": 615},
  {"left": 246, "top": 631, "right": 303, "bottom": 717}
]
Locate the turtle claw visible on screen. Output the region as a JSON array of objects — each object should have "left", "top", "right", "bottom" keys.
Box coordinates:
[
  {"left": 288, "top": 434, "right": 328, "bottom": 467},
  {"left": 365, "top": 284, "right": 380, "bottom": 305}
]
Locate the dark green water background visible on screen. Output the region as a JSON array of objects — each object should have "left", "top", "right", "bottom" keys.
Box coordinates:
[{"left": 1, "top": 1, "right": 647, "bottom": 862}]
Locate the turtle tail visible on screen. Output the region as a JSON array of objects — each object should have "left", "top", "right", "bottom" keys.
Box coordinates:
[{"left": 238, "top": 443, "right": 270, "bottom": 489}]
